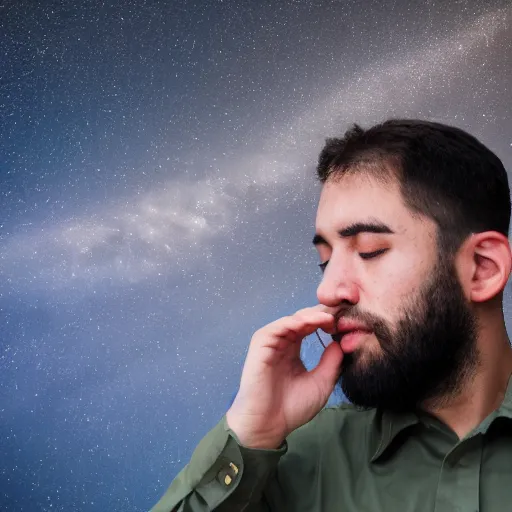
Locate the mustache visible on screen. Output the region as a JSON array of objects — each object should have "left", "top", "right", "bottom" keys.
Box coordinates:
[
  {"left": 330, "top": 310, "right": 373, "bottom": 343},
  {"left": 332, "top": 309, "right": 374, "bottom": 329},
  {"left": 330, "top": 310, "right": 394, "bottom": 346}
]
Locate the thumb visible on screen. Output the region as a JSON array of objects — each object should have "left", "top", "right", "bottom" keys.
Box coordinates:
[{"left": 309, "top": 341, "right": 344, "bottom": 391}]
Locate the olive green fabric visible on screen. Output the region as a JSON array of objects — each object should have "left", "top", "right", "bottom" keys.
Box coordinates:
[{"left": 151, "top": 374, "right": 512, "bottom": 511}]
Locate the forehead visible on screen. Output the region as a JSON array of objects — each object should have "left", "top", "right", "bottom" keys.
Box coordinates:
[{"left": 315, "top": 173, "right": 424, "bottom": 235}]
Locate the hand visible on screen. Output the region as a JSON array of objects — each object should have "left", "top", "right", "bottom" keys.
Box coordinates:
[{"left": 226, "top": 305, "right": 343, "bottom": 449}]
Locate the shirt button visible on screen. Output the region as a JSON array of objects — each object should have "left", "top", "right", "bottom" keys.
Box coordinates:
[{"left": 218, "top": 461, "right": 240, "bottom": 487}]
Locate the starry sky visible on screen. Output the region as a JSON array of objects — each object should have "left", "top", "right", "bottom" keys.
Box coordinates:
[{"left": 1, "top": 1, "right": 512, "bottom": 510}]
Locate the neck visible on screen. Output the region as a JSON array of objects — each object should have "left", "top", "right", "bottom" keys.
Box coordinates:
[{"left": 423, "top": 327, "right": 512, "bottom": 440}]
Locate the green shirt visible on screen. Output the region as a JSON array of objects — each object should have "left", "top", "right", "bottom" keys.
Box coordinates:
[{"left": 152, "top": 374, "right": 512, "bottom": 511}]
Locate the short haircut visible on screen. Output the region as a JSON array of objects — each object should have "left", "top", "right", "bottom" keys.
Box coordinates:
[{"left": 316, "top": 119, "right": 511, "bottom": 256}]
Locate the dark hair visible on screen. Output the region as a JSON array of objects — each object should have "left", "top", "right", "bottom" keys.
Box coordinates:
[{"left": 316, "top": 119, "right": 511, "bottom": 256}]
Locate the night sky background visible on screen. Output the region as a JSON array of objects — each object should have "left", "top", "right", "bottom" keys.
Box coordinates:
[{"left": 1, "top": 1, "right": 512, "bottom": 510}]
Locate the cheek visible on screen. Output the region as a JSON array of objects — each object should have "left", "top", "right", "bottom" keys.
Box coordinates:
[{"left": 366, "top": 255, "right": 428, "bottom": 317}]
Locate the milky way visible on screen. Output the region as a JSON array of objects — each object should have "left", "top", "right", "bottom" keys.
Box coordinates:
[{"left": 1, "top": 1, "right": 511, "bottom": 510}]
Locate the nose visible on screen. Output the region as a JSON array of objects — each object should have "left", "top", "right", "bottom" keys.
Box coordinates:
[{"left": 316, "top": 258, "right": 360, "bottom": 308}]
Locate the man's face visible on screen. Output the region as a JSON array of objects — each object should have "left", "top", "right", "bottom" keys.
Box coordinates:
[{"left": 314, "top": 172, "right": 478, "bottom": 412}]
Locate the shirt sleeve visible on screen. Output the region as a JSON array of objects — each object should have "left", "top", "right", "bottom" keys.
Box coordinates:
[{"left": 150, "top": 414, "right": 288, "bottom": 512}]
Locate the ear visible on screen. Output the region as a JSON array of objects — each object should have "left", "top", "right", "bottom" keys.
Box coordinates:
[{"left": 457, "top": 232, "right": 512, "bottom": 303}]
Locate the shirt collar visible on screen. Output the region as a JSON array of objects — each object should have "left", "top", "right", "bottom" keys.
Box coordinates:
[
  {"left": 369, "top": 371, "right": 512, "bottom": 463},
  {"left": 466, "top": 371, "right": 512, "bottom": 437},
  {"left": 369, "top": 408, "right": 419, "bottom": 463}
]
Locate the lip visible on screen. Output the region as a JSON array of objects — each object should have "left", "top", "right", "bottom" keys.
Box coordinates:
[
  {"left": 336, "top": 319, "right": 371, "bottom": 334},
  {"left": 339, "top": 330, "right": 372, "bottom": 353},
  {"left": 335, "top": 319, "right": 372, "bottom": 353}
]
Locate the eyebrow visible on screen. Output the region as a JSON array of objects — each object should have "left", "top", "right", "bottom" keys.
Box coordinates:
[{"left": 312, "top": 220, "right": 395, "bottom": 246}]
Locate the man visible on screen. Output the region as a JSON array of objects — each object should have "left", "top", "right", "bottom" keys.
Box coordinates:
[{"left": 152, "top": 119, "right": 512, "bottom": 511}]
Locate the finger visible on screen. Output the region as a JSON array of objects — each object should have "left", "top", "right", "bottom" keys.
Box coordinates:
[
  {"left": 309, "top": 340, "right": 344, "bottom": 393},
  {"left": 278, "top": 313, "right": 336, "bottom": 361},
  {"left": 296, "top": 304, "right": 331, "bottom": 314},
  {"left": 295, "top": 305, "right": 339, "bottom": 335},
  {"left": 258, "top": 311, "right": 331, "bottom": 339},
  {"left": 308, "top": 304, "right": 339, "bottom": 316},
  {"left": 273, "top": 312, "right": 335, "bottom": 341}
]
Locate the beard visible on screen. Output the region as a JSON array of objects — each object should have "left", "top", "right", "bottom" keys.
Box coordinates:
[{"left": 336, "top": 256, "right": 480, "bottom": 413}]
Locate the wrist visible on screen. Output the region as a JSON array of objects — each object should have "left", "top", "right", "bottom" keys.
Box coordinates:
[{"left": 226, "top": 411, "right": 285, "bottom": 450}]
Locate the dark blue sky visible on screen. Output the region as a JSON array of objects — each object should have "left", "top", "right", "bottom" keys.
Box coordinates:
[{"left": 1, "top": 1, "right": 512, "bottom": 510}]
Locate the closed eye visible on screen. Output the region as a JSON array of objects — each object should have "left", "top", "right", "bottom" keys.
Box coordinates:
[
  {"left": 359, "top": 248, "right": 388, "bottom": 260},
  {"left": 318, "top": 248, "right": 388, "bottom": 273}
]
